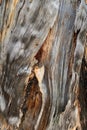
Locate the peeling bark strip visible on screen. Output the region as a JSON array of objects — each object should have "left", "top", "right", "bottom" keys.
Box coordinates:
[{"left": 0, "top": 0, "right": 87, "bottom": 130}]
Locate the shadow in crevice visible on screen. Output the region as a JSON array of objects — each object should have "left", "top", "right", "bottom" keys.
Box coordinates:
[{"left": 79, "top": 57, "right": 87, "bottom": 130}]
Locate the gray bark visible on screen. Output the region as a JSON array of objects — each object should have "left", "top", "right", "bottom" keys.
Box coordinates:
[{"left": 0, "top": 0, "right": 87, "bottom": 130}]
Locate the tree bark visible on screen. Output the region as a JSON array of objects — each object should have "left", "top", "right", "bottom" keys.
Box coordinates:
[{"left": 0, "top": 0, "right": 87, "bottom": 130}]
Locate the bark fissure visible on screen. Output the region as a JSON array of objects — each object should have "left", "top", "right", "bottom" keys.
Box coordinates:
[{"left": 15, "top": 0, "right": 25, "bottom": 26}]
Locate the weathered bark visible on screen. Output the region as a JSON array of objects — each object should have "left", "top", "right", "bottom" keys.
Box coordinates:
[{"left": 0, "top": 0, "right": 87, "bottom": 130}]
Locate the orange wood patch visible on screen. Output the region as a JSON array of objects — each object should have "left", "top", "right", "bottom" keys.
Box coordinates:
[
  {"left": 1, "top": 0, "right": 19, "bottom": 42},
  {"left": 85, "top": 0, "right": 87, "bottom": 4},
  {"left": 35, "top": 22, "right": 56, "bottom": 64},
  {"left": 0, "top": 0, "right": 2, "bottom": 5}
]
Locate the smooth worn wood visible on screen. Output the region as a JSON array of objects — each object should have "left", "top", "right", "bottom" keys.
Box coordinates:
[{"left": 0, "top": 0, "right": 87, "bottom": 130}]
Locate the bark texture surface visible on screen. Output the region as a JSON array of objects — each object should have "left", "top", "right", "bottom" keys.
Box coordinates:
[{"left": 0, "top": 0, "right": 87, "bottom": 130}]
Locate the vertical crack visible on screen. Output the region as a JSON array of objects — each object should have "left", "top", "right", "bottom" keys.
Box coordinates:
[{"left": 79, "top": 56, "right": 87, "bottom": 129}]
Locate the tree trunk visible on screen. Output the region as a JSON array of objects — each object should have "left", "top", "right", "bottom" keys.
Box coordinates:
[{"left": 0, "top": 0, "right": 87, "bottom": 130}]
